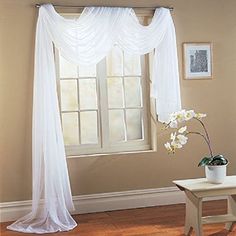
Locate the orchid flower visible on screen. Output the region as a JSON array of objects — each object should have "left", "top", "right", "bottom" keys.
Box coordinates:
[
  {"left": 195, "top": 113, "right": 207, "bottom": 119},
  {"left": 177, "top": 134, "right": 188, "bottom": 145},
  {"left": 164, "top": 109, "right": 212, "bottom": 157},
  {"left": 178, "top": 126, "right": 187, "bottom": 134}
]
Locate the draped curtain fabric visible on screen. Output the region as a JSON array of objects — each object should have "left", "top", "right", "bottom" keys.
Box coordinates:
[{"left": 8, "top": 4, "right": 181, "bottom": 234}]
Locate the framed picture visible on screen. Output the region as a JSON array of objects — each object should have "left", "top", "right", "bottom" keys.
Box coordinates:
[{"left": 183, "top": 43, "right": 213, "bottom": 80}]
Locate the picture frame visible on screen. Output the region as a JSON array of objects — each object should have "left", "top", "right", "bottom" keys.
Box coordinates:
[{"left": 182, "top": 42, "right": 213, "bottom": 80}]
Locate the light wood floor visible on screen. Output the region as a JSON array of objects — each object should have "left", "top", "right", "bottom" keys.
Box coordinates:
[{"left": 1, "top": 200, "right": 235, "bottom": 236}]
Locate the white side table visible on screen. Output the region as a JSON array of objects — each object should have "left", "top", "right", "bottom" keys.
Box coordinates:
[{"left": 173, "top": 176, "right": 236, "bottom": 236}]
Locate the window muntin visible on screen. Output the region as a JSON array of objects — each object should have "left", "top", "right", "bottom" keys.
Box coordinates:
[
  {"left": 58, "top": 57, "right": 100, "bottom": 147},
  {"left": 106, "top": 46, "right": 144, "bottom": 143}
]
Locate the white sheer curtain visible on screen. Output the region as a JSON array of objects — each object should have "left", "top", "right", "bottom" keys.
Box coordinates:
[{"left": 7, "top": 4, "right": 181, "bottom": 234}]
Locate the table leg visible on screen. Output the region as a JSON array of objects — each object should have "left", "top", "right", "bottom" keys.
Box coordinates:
[
  {"left": 225, "top": 195, "right": 236, "bottom": 231},
  {"left": 184, "top": 190, "right": 203, "bottom": 236}
]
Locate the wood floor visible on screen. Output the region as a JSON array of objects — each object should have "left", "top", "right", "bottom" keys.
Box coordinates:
[{"left": 0, "top": 200, "right": 235, "bottom": 236}]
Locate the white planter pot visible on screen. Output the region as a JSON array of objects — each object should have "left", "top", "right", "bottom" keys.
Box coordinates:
[{"left": 205, "top": 164, "right": 228, "bottom": 184}]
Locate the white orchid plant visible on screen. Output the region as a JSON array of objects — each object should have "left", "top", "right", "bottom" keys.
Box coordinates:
[{"left": 164, "top": 109, "right": 228, "bottom": 166}]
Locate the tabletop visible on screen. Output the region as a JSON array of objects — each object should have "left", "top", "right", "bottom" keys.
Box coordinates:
[{"left": 173, "top": 176, "right": 236, "bottom": 192}]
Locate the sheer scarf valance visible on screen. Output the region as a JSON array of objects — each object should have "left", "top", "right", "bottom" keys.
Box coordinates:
[
  {"left": 7, "top": 4, "right": 181, "bottom": 234},
  {"left": 40, "top": 4, "right": 181, "bottom": 121}
]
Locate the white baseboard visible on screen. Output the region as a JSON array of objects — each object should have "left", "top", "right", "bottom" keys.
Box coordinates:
[
  {"left": 0, "top": 187, "right": 226, "bottom": 223},
  {"left": 72, "top": 187, "right": 185, "bottom": 215}
]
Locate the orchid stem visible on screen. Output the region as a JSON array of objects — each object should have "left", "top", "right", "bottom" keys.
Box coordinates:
[
  {"left": 193, "top": 117, "right": 214, "bottom": 157},
  {"left": 194, "top": 118, "right": 211, "bottom": 142},
  {"left": 187, "top": 131, "right": 213, "bottom": 157}
]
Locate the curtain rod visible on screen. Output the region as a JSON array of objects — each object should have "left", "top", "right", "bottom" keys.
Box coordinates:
[{"left": 35, "top": 4, "right": 174, "bottom": 11}]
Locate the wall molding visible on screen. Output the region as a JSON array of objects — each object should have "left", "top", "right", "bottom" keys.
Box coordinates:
[
  {"left": 0, "top": 187, "right": 225, "bottom": 223},
  {"left": 72, "top": 186, "right": 185, "bottom": 215}
]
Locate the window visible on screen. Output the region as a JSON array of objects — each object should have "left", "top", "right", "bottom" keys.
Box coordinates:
[{"left": 56, "top": 13, "right": 153, "bottom": 156}]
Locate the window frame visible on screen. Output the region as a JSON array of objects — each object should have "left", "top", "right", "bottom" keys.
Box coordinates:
[{"left": 55, "top": 11, "right": 154, "bottom": 157}]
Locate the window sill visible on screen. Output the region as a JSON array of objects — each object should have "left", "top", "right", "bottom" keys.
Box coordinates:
[{"left": 66, "top": 148, "right": 157, "bottom": 159}]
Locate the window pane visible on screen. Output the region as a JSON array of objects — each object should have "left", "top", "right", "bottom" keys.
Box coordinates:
[
  {"left": 62, "top": 113, "right": 79, "bottom": 145},
  {"left": 80, "top": 111, "right": 98, "bottom": 144},
  {"left": 79, "top": 79, "right": 97, "bottom": 110},
  {"left": 106, "top": 45, "right": 123, "bottom": 76},
  {"left": 79, "top": 64, "right": 96, "bottom": 77},
  {"left": 107, "top": 77, "right": 124, "bottom": 108},
  {"left": 109, "top": 110, "right": 125, "bottom": 142},
  {"left": 124, "top": 52, "right": 141, "bottom": 76},
  {"left": 59, "top": 54, "right": 77, "bottom": 78},
  {"left": 60, "top": 80, "right": 78, "bottom": 111},
  {"left": 124, "top": 77, "right": 142, "bottom": 107},
  {"left": 126, "top": 109, "right": 142, "bottom": 140}
]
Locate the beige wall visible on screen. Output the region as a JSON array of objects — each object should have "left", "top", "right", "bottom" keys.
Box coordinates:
[{"left": 0, "top": 0, "right": 236, "bottom": 202}]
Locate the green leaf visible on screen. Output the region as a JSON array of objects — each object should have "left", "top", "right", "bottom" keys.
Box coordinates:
[
  {"left": 198, "top": 157, "right": 212, "bottom": 167},
  {"left": 209, "top": 155, "right": 228, "bottom": 166}
]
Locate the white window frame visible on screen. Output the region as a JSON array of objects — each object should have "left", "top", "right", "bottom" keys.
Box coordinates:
[{"left": 55, "top": 11, "right": 155, "bottom": 157}]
